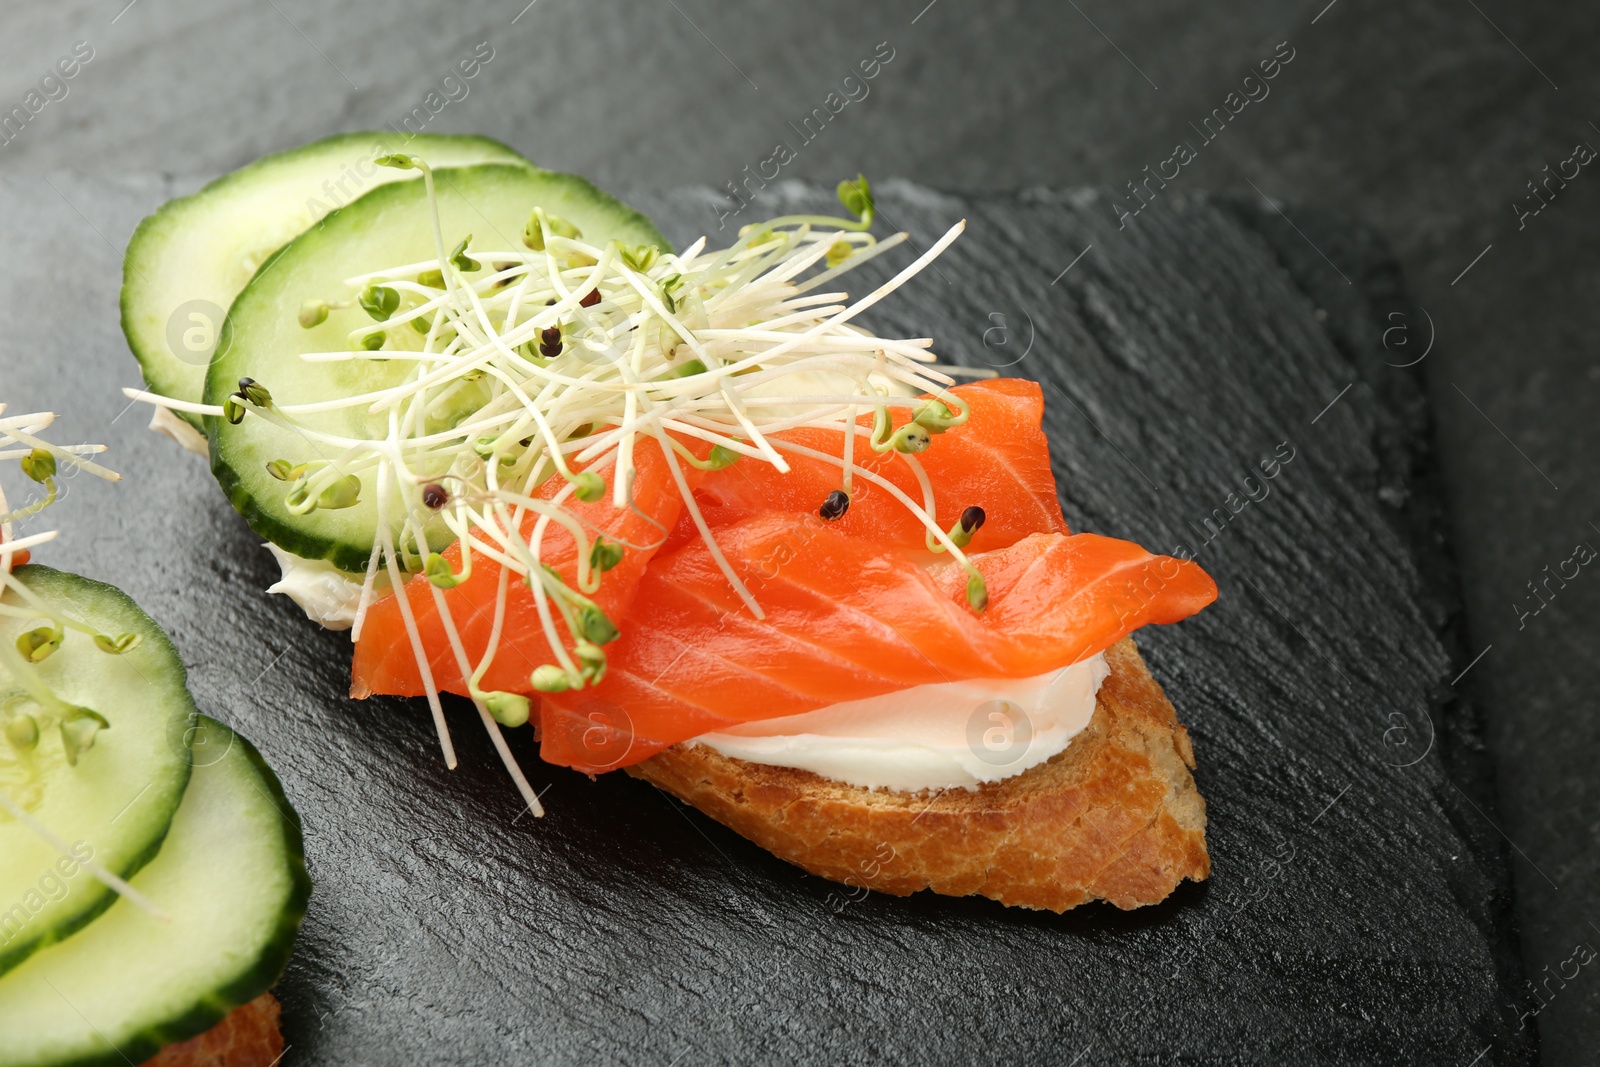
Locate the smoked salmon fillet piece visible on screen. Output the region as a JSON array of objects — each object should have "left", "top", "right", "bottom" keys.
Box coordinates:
[
  {"left": 353, "top": 378, "right": 1065, "bottom": 700},
  {"left": 351, "top": 437, "right": 694, "bottom": 698},
  {"left": 689, "top": 377, "right": 1070, "bottom": 551},
  {"left": 539, "top": 512, "right": 1215, "bottom": 772}
]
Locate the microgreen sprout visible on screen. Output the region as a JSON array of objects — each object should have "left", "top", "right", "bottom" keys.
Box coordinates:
[
  {"left": 299, "top": 300, "right": 331, "bottom": 328},
  {"left": 569, "top": 471, "right": 605, "bottom": 503},
  {"left": 0, "top": 409, "right": 125, "bottom": 793},
  {"left": 92, "top": 632, "right": 142, "bottom": 655},
  {"left": 0, "top": 409, "right": 170, "bottom": 920},
  {"left": 359, "top": 284, "right": 400, "bottom": 322},
  {"left": 913, "top": 397, "right": 966, "bottom": 432},
  {"left": 965, "top": 566, "right": 989, "bottom": 613},
  {"left": 529, "top": 664, "right": 572, "bottom": 693},
  {"left": 620, "top": 244, "right": 660, "bottom": 273},
  {"left": 522, "top": 210, "right": 580, "bottom": 251},
  {"left": 449, "top": 235, "right": 480, "bottom": 273},
  {"left": 237, "top": 378, "right": 272, "bottom": 407},
  {"left": 317, "top": 474, "right": 362, "bottom": 510},
  {"left": 20, "top": 449, "right": 56, "bottom": 483},
  {"left": 58, "top": 707, "right": 109, "bottom": 766},
  {"left": 4, "top": 713, "right": 38, "bottom": 751},
  {"left": 836, "top": 174, "right": 874, "bottom": 229},
  {"left": 946, "top": 505, "right": 986, "bottom": 550},
  {"left": 484, "top": 691, "right": 530, "bottom": 728},
  {"left": 659, "top": 273, "right": 684, "bottom": 314},
  {"left": 889, "top": 423, "right": 932, "bottom": 454},
  {"left": 16, "top": 624, "right": 61, "bottom": 662},
  {"left": 589, "top": 536, "right": 623, "bottom": 572}
]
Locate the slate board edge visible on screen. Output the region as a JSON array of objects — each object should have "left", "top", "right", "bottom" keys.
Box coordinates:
[{"left": 1208, "top": 192, "right": 1535, "bottom": 1056}]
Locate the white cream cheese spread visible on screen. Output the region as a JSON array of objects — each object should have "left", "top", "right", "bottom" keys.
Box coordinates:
[
  {"left": 693, "top": 653, "right": 1110, "bottom": 792},
  {"left": 263, "top": 544, "right": 369, "bottom": 631}
]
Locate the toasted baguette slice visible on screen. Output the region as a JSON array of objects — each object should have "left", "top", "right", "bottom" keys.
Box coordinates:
[
  {"left": 629, "top": 637, "right": 1208, "bottom": 911},
  {"left": 140, "top": 993, "right": 284, "bottom": 1067}
]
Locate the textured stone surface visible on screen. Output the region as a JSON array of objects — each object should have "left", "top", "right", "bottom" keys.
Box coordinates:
[
  {"left": 1, "top": 175, "right": 1531, "bottom": 1063},
  {"left": 4, "top": 1, "right": 1599, "bottom": 1058}
]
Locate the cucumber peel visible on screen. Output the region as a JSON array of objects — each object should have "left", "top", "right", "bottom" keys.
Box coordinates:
[
  {"left": 205, "top": 161, "right": 670, "bottom": 570},
  {"left": 0, "top": 565, "right": 196, "bottom": 978},
  {"left": 122, "top": 131, "right": 531, "bottom": 425},
  {"left": 0, "top": 718, "right": 310, "bottom": 1067}
]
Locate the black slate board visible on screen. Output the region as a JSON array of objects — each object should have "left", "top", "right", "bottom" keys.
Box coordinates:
[{"left": 1, "top": 176, "right": 1531, "bottom": 1064}]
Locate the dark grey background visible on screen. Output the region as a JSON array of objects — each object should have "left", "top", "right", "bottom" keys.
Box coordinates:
[{"left": 0, "top": 0, "right": 1594, "bottom": 1061}]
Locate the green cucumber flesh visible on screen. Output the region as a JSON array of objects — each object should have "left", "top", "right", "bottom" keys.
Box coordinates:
[
  {"left": 205, "top": 161, "right": 671, "bottom": 571},
  {"left": 0, "top": 718, "right": 310, "bottom": 1067},
  {"left": 0, "top": 565, "right": 196, "bottom": 976},
  {"left": 122, "top": 132, "right": 529, "bottom": 423}
]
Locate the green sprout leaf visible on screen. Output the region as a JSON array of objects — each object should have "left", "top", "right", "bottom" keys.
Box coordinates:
[
  {"left": 947, "top": 505, "right": 986, "bottom": 550},
  {"left": 575, "top": 639, "right": 608, "bottom": 685},
  {"left": 265, "top": 459, "right": 295, "bottom": 481},
  {"left": 374, "top": 153, "right": 416, "bottom": 170},
  {"left": 359, "top": 284, "right": 400, "bottom": 322},
  {"left": 450, "top": 236, "right": 480, "bottom": 273},
  {"left": 578, "top": 605, "right": 620, "bottom": 645},
  {"left": 484, "top": 691, "right": 531, "bottom": 728},
  {"left": 93, "top": 632, "right": 143, "bottom": 655},
  {"left": 237, "top": 378, "right": 272, "bottom": 407},
  {"left": 19, "top": 449, "right": 55, "bottom": 483},
  {"left": 529, "top": 664, "right": 573, "bottom": 693},
  {"left": 418, "top": 268, "right": 445, "bottom": 289},
  {"left": 59, "top": 707, "right": 109, "bottom": 766},
  {"left": 621, "top": 244, "right": 660, "bottom": 273},
  {"left": 424, "top": 552, "right": 463, "bottom": 589},
  {"left": 913, "top": 398, "right": 962, "bottom": 433},
  {"left": 522, "top": 211, "right": 581, "bottom": 251},
  {"left": 965, "top": 566, "right": 989, "bottom": 613},
  {"left": 360, "top": 332, "right": 386, "bottom": 351},
  {"left": 570, "top": 471, "right": 605, "bottom": 503},
  {"left": 4, "top": 714, "right": 38, "bottom": 751},
  {"left": 222, "top": 395, "right": 247, "bottom": 424},
  {"left": 317, "top": 474, "right": 362, "bottom": 510},
  {"left": 298, "top": 299, "right": 330, "bottom": 328},
  {"left": 658, "top": 358, "right": 707, "bottom": 381},
  {"left": 890, "top": 423, "right": 932, "bottom": 454},
  {"left": 836, "top": 173, "right": 874, "bottom": 228},
  {"left": 660, "top": 273, "right": 684, "bottom": 314},
  {"left": 825, "top": 240, "right": 853, "bottom": 269},
  {"left": 589, "top": 536, "right": 624, "bottom": 573},
  {"left": 16, "top": 625, "right": 62, "bottom": 663}
]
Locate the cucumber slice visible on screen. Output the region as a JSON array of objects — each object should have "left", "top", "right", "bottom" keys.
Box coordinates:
[
  {"left": 0, "top": 718, "right": 310, "bottom": 1067},
  {"left": 205, "top": 162, "right": 671, "bottom": 571},
  {"left": 0, "top": 565, "right": 196, "bottom": 976},
  {"left": 122, "top": 132, "right": 529, "bottom": 423}
]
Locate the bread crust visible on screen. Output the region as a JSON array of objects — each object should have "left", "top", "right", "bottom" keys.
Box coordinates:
[
  {"left": 140, "top": 994, "right": 284, "bottom": 1067},
  {"left": 628, "top": 637, "right": 1208, "bottom": 911}
]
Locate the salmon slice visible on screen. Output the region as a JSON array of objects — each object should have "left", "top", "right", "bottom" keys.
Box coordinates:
[
  {"left": 691, "top": 378, "right": 1069, "bottom": 551},
  {"left": 538, "top": 511, "right": 1215, "bottom": 773},
  {"left": 351, "top": 437, "right": 693, "bottom": 698}
]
